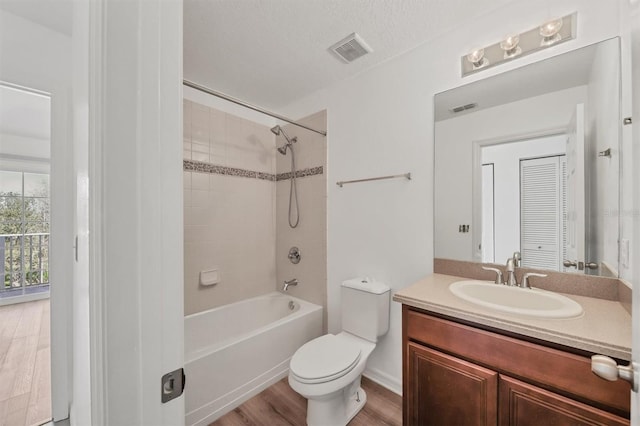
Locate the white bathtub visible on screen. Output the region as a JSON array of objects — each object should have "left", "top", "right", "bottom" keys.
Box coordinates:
[{"left": 184, "top": 292, "right": 323, "bottom": 426}]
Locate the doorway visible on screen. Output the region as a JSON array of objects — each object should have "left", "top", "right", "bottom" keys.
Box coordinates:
[
  {"left": 0, "top": 83, "right": 52, "bottom": 425},
  {"left": 479, "top": 133, "right": 567, "bottom": 267}
]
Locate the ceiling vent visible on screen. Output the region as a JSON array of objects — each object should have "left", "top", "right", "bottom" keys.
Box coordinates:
[
  {"left": 450, "top": 103, "right": 478, "bottom": 114},
  {"left": 330, "top": 33, "right": 373, "bottom": 63}
]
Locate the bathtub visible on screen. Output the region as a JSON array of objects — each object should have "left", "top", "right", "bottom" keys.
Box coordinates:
[{"left": 184, "top": 292, "right": 323, "bottom": 426}]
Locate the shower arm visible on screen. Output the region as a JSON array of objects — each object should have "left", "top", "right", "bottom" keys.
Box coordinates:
[{"left": 279, "top": 128, "right": 296, "bottom": 145}]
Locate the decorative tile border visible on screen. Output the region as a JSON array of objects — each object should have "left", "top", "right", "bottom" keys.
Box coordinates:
[
  {"left": 183, "top": 159, "right": 323, "bottom": 182},
  {"left": 276, "top": 166, "right": 323, "bottom": 181},
  {"left": 183, "top": 159, "right": 273, "bottom": 180}
]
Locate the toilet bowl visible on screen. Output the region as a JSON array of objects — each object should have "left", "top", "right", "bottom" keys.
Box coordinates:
[
  {"left": 288, "top": 278, "right": 390, "bottom": 426},
  {"left": 288, "top": 333, "right": 375, "bottom": 426}
]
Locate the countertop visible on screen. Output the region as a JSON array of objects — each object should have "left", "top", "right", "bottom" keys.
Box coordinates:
[{"left": 393, "top": 273, "right": 632, "bottom": 360}]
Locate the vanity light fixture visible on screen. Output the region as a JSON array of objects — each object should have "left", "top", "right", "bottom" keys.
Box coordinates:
[{"left": 462, "top": 13, "right": 576, "bottom": 77}]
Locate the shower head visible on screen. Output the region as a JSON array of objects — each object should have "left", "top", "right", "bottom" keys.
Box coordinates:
[
  {"left": 270, "top": 125, "right": 282, "bottom": 136},
  {"left": 270, "top": 125, "right": 296, "bottom": 145},
  {"left": 277, "top": 145, "right": 288, "bottom": 155}
]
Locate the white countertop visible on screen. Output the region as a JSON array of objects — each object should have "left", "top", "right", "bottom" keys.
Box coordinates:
[{"left": 393, "top": 273, "right": 632, "bottom": 360}]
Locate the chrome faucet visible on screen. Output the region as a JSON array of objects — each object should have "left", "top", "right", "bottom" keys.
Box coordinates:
[
  {"left": 283, "top": 278, "right": 298, "bottom": 291},
  {"left": 512, "top": 251, "right": 521, "bottom": 268},
  {"left": 505, "top": 257, "right": 517, "bottom": 286},
  {"left": 505, "top": 252, "right": 521, "bottom": 287}
]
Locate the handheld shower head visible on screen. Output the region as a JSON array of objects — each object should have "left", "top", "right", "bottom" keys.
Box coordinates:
[{"left": 277, "top": 145, "right": 288, "bottom": 155}]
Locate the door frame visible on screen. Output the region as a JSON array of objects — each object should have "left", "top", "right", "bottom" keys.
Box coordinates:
[
  {"left": 86, "top": 0, "right": 185, "bottom": 424},
  {"left": 471, "top": 127, "right": 565, "bottom": 263}
]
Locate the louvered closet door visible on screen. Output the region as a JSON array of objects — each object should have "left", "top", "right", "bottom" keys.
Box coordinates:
[{"left": 520, "top": 156, "right": 564, "bottom": 270}]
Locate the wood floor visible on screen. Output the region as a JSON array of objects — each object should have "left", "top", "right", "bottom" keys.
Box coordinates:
[
  {"left": 0, "top": 299, "right": 51, "bottom": 426},
  {"left": 213, "top": 376, "right": 402, "bottom": 426}
]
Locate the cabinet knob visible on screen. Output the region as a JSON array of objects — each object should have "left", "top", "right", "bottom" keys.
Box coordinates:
[{"left": 591, "top": 355, "right": 639, "bottom": 392}]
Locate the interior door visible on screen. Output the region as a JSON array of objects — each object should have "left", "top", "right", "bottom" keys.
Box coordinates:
[{"left": 564, "top": 103, "right": 585, "bottom": 271}]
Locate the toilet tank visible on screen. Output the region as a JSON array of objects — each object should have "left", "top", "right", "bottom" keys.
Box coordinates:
[{"left": 341, "top": 278, "right": 390, "bottom": 342}]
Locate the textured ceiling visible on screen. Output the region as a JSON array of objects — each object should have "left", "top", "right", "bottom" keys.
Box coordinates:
[
  {"left": 2, "top": 0, "right": 524, "bottom": 112},
  {"left": 184, "top": 0, "right": 517, "bottom": 110}
]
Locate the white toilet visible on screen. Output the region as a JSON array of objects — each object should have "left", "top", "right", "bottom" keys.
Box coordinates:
[{"left": 288, "top": 277, "right": 390, "bottom": 426}]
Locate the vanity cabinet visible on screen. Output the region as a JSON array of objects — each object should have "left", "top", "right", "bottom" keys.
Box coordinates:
[{"left": 403, "top": 305, "right": 630, "bottom": 426}]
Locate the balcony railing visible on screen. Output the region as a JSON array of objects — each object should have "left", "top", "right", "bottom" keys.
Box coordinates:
[{"left": 1, "top": 233, "right": 49, "bottom": 292}]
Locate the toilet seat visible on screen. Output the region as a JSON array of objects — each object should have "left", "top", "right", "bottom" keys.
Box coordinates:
[{"left": 290, "top": 334, "right": 362, "bottom": 384}]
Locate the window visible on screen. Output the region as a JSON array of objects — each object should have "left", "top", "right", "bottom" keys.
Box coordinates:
[{"left": 0, "top": 170, "right": 50, "bottom": 290}]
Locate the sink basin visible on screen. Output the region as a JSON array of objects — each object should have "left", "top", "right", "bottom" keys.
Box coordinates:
[{"left": 449, "top": 280, "right": 583, "bottom": 319}]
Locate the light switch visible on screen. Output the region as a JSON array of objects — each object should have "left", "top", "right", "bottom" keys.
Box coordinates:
[{"left": 620, "top": 239, "right": 629, "bottom": 269}]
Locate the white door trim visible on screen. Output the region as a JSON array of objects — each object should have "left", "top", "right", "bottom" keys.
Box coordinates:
[
  {"left": 87, "top": 0, "right": 184, "bottom": 424},
  {"left": 49, "top": 87, "right": 72, "bottom": 422},
  {"left": 87, "top": 0, "right": 106, "bottom": 423}
]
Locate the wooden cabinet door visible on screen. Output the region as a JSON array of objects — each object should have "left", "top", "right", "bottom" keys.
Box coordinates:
[
  {"left": 406, "top": 342, "right": 498, "bottom": 426},
  {"left": 499, "top": 375, "right": 629, "bottom": 426}
]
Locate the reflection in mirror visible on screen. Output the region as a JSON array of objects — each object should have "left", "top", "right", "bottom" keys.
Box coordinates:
[{"left": 434, "top": 38, "right": 620, "bottom": 277}]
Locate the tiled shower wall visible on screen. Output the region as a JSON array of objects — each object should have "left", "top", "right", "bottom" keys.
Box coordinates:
[
  {"left": 183, "top": 100, "right": 276, "bottom": 315},
  {"left": 183, "top": 99, "right": 327, "bottom": 321},
  {"left": 275, "top": 111, "right": 328, "bottom": 330}
]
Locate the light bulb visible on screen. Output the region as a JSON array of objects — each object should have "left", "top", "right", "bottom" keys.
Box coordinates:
[
  {"left": 500, "top": 34, "right": 521, "bottom": 59},
  {"left": 540, "top": 18, "right": 563, "bottom": 46},
  {"left": 466, "top": 49, "right": 488, "bottom": 69}
]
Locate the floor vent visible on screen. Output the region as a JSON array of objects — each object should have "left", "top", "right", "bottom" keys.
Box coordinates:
[{"left": 330, "top": 33, "right": 373, "bottom": 63}]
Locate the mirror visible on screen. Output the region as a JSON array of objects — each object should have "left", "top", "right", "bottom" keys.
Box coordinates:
[{"left": 434, "top": 38, "right": 620, "bottom": 277}]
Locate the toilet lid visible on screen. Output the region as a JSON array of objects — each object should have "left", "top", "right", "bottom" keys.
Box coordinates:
[{"left": 290, "top": 335, "right": 361, "bottom": 384}]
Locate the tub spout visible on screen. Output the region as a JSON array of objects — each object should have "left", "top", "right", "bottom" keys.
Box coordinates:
[{"left": 283, "top": 278, "right": 298, "bottom": 291}]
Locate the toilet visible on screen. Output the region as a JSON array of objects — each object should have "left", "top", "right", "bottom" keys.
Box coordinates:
[{"left": 288, "top": 277, "right": 390, "bottom": 426}]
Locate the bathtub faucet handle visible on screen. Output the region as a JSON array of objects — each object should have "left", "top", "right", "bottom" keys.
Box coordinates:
[{"left": 283, "top": 278, "right": 298, "bottom": 292}]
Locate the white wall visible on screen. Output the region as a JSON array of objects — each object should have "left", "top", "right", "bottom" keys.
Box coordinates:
[
  {"left": 0, "top": 10, "right": 71, "bottom": 91},
  {"left": 435, "top": 87, "right": 586, "bottom": 262},
  {"left": 280, "top": 0, "right": 622, "bottom": 394},
  {"left": 0, "top": 133, "right": 50, "bottom": 161},
  {"left": 482, "top": 135, "right": 566, "bottom": 263},
  {"left": 0, "top": 8, "right": 73, "bottom": 421}
]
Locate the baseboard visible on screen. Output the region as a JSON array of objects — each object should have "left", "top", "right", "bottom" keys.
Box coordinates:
[
  {"left": 0, "top": 290, "right": 49, "bottom": 307},
  {"left": 363, "top": 367, "right": 402, "bottom": 396}
]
